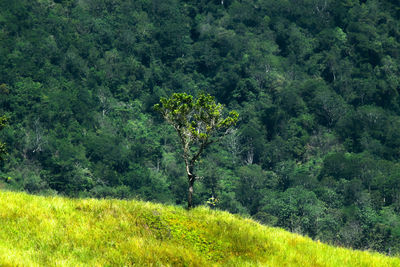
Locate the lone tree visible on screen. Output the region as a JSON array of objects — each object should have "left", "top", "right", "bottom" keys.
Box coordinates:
[
  {"left": 0, "top": 116, "right": 7, "bottom": 161},
  {"left": 155, "top": 93, "right": 238, "bottom": 209}
]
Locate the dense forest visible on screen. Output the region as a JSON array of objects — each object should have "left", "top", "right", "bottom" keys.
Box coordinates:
[{"left": 0, "top": 0, "right": 400, "bottom": 254}]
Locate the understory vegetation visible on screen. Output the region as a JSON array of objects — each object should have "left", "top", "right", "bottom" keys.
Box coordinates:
[{"left": 1, "top": 0, "right": 400, "bottom": 254}]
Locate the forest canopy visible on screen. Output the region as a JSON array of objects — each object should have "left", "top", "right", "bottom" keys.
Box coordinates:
[{"left": 0, "top": 0, "right": 400, "bottom": 254}]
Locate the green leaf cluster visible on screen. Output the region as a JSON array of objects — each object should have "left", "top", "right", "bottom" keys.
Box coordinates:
[{"left": 155, "top": 92, "right": 238, "bottom": 151}]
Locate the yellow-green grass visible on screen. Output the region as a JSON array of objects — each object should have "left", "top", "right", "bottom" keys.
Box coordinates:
[{"left": 0, "top": 191, "right": 398, "bottom": 266}]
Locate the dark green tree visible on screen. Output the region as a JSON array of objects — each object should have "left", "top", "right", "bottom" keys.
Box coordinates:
[
  {"left": 155, "top": 93, "right": 238, "bottom": 209},
  {"left": 0, "top": 116, "right": 7, "bottom": 161}
]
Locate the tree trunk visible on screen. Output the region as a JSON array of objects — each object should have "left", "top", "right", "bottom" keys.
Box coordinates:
[{"left": 187, "top": 173, "right": 195, "bottom": 209}]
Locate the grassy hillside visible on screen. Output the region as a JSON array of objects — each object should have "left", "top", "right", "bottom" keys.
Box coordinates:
[{"left": 0, "top": 191, "right": 398, "bottom": 266}]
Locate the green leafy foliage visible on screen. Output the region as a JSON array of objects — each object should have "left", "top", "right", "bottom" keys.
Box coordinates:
[
  {"left": 0, "top": 116, "right": 8, "bottom": 161},
  {"left": 0, "top": 0, "right": 400, "bottom": 254},
  {"left": 155, "top": 93, "right": 238, "bottom": 148}
]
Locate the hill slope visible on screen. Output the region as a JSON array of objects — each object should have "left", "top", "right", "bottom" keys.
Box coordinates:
[{"left": 0, "top": 191, "right": 398, "bottom": 266}]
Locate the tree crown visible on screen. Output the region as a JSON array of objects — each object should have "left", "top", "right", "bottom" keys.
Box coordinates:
[{"left": 155, "top": 92, "right": 238, "bottom": 161}]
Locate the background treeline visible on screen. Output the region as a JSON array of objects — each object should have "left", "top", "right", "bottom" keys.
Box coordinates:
[{"left": 0, "top": 0, "right": 400, "bottom": 254}]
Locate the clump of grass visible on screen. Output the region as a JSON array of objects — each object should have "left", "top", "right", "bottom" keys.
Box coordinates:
[{"left": 0, "top": 191, "right": 398, "bottom": 266}]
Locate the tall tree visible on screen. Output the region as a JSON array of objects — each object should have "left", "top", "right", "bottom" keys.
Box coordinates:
[{"left": 155, "top": 93, "right": 238, "bottom": 209}]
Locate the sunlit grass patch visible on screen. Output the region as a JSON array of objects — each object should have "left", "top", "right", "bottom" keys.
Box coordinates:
[{"left": 0, "top": 191, "right": 398, "bottom": 266}]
